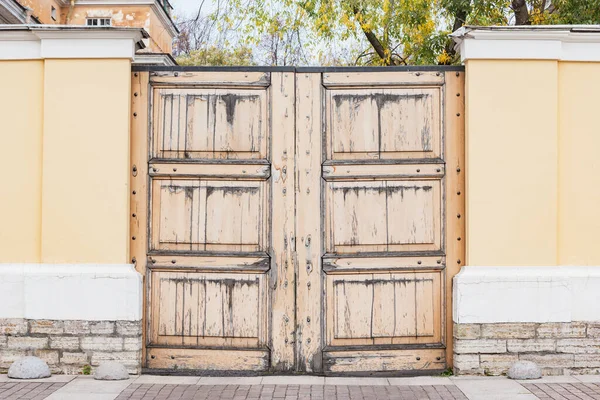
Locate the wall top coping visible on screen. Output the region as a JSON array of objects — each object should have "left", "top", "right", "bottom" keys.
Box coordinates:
[
  {"left": 0, "top": 25, "right": 147, "bottom": 60},
  {"left": 451, "top": 25, "right": 600, "bottom": 62}
]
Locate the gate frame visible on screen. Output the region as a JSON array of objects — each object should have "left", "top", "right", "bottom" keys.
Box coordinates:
[{"left": 130, "top": 65, "right": 465, "bottom": 374}]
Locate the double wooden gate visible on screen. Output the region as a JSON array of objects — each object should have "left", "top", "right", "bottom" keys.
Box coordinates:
[{"left": 130, "top": 67, "right": 465, "bottom": 375}]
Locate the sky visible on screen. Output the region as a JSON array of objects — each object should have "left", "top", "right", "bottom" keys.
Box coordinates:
[{"left": 171, "top": 0, "right": 215, "bottom": 18}]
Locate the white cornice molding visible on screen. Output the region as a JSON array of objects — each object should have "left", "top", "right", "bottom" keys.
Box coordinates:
[
  {"left": 451, "top": 25, "right": 600, "bottom": 62},
  {"left": 0, "top": 25, "right": 147, "bottom": 60}
]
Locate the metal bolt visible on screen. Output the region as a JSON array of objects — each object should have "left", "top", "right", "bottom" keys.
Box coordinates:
[
  {"left": 170, "top": 355, "right": 175, "bottom": 359},
  {"left": 151, "top": 355, "right": 155, "bottom": 359},
  {"left": 134, "top": 92, "right": 138, "bottom": 97},
  {"left": 437, "top": 260, "right": 442, "bottom": 264},
  {"left": 285, "top": 338, "right": 289, "bottom": 344},
  {"left": 133, "top": 112, "right": 137, "bottom": 117},
  {"left": 457, "top": 259, "right": 461, "bottom": 264},
  {"left": 456, "top": 93, "right": 461, "bottom": 97},
  {"left": 456, "top": 72, "right": 460, "bottom": 77},
  {"left": 305, "top": 236, "right": 311, "bottom": 246},
  {"left": 153, "top": 168, "right": 158, "bottom": 172},
  {"left": 456, "top": 113, "right": 460, "bottom": 117},
  {"left": 307, "top": 317, "right": 311, "bottom": 323},
  {"left": 436, "top": 357, "right": 441, "bottom": 361},
  {"left": 436, "top": 168, "right": 441, "bottom": 172},
  {"left": 174, "top": 72, "right": 179, "bottom": 77},
  {"left": 132, "top": 257, "right": 136, "bottom": 264},
  {"left": 132, "top": 236, "right": 136, "bottom": 240},
  {"left": 416, "top": 357, "right": 421, "bottom": 361},
  {"left": 152, "top": 259, "right": 156, "bottom": 264},
  {"left": 436, "top": 72, "right": 441, "bottom": 76},
  {"left": 457, "top": 214, "right": 461, "bottom": 218},
  {"left": 307, "top": 282, "right": 311, "bottom": 288},
  {"left": 457, "top": 237, "right": 461, "bottom": 241},
  {"left": 132, "top": 213, "right": 136, "bottom": 218},
  {"left": 417, "top": 260, "right": 422, "bottom": 265},
  {"left": 456, "top": 167, "right": 461, "bottom": 172},
  {"left": 283, "top": 188, "right": 287, "bottom": 194},
  {"left": 457, "top": 191, "right": 461, "bottom": 195},
  {"left": 173, "top": 168, "right": 177, "bottom": 172},
  {"left": 134, "top": 73, "right": 138, "bottom": 77},
  {"left": 171, "top": 259, "right": 176, "bottom": 264},
  {"left": 132, "top": 190, "right": 136, "bottom": 195},
  {"left": 415, "top": 72, "right": 421, "bottom": 76},
  {"left": 416, "top": 169, "right": 421, "bottom": 173},
  {"left": 307, "top": 338, "right": 311, "bottom": 344}
]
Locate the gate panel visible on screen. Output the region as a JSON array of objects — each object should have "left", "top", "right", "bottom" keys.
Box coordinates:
[{"left": 142, "top": 71, "right": 295, "bottom": 372}]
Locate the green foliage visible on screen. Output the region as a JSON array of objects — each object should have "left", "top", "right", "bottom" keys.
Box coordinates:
[
  {"left": 176, "top": 46, "right": 255, "bottom": 66},
  {"left": 82, "top": 365, "right": 92, "bottom": 375},
  {"left": 551, "top": 0, "right": 600, "bottom": 24},
  {"left": 441, "top": 367, "right": 454, "bottom": 376}
]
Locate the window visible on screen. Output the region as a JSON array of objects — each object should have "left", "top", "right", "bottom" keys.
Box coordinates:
[
  {"left": 51, "top": 6, "right": 56, "bottom": 21},
  {"left": 86, "top": 18, "right": 111, "bottom": 26}
]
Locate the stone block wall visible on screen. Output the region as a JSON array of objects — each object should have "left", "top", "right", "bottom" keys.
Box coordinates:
[
  {"left": 454, "top": 322, "right": 600, "bottom": 376},
  {"left": 0, "top": 319, "right": 142, "bottom": 374}
]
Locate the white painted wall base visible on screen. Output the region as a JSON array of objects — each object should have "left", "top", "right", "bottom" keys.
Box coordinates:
[
  {"left": 453, "top": 266, "right": 600, "bottom": 323},
  {"left": 0, "top": 264, "right": 142, "bottom": 321}
]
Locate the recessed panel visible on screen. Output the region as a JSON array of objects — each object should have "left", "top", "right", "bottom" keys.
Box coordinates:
[
  {"left": 326, "top": 88, "right": 441, "bottom": 160},
  {"left": 153, "top": 88, "right": 268, "bottom": 160},
  {"left": 150, "top": 271, "right": 267, "bottom": 348},
  {"left": 326, "top": 180, "right": 441, "bottom": 253},
  {"left": 326, "top": 271, "right": 442, "bottom": 346},
  {"left": 151, "top": 179, "right": 267, "bottom": 252}
]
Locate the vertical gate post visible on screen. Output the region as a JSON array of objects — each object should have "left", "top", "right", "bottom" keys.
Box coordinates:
[
  {"left": 0, "top": 26, "right": 146, "bottom": 374},
  {"left": 452, "top": 26, "right": 600, "bottom": 376}
]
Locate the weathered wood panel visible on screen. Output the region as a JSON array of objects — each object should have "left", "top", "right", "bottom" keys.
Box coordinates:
[
  {"left": 326, "top": 272, "right": 442, "bottom": 346},
  {"left": 323, "top": 348, "right": 445, "bottom": 374},
  {"left": 325, "top": 88, "right": 441, "bottom": 160},
  {"left": 152, "top": 88, "right": 268, "bottom": 160},
  {"left": 150, "top": 179, "right": 267, "bottom": 252},
  {"left": 326, "top": 180, "right": 441, "bottom": 253},
  {"left": 146, "top": 348, "right": 269, "bottom": 371}
]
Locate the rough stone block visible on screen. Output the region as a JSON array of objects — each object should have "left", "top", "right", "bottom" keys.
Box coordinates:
[
  {"left": 507, "top": 361, "right": 541, "bottom": 380},
  {"left": 30, "top": 320, "right": 64, "bottom": 335},
  {"left": 8, "top": 356, "right": 51, "bottom": 379},
  {"left": 116, "top": 321, "right": 142, "bottom": 336},
  {"left": 0, "top": 350, "right": 28, "bottom": 369},
  {"left": 80, "top": 337, "right": 123, "bottom": 351},
  {"left": 519, "top": 353, "right": 575, "bottom": 368},
  {"left": 7, "top": 337, "right": 48, "bottom": 350},
  {"left": 34, "top": 350, "right": 59, "bottom": 366},
  {"left": 60, "top": 352, "right": 89, "bottom": 365},
  {"left": 454, "top": 339, "right": 506, "bottom": 354},
  {"left": 573, "top": 354, "right": 600, "bottom": 368},
  {"left": 537, "top": 322, "right": 586, "bottom": 338},
  {"left": 90, "top": 351, "right": 140, "bottom": 368},
  {"left": 94, "top": 361, "right": 130, "bottom": 380},
  {"left": 587, "top": 323, "right": 600, "bottom": 338},
  {"left": 565, "top": 368, "right": 600, "bottom": 375},
  {"left": 0, "top": 336, "right": 6, "bottom": 348},
  {"left": 0, "top": 319, "right": 28, "bottom": 335},
  {"left": 63, "top": 320, "right": 90, "bottom": 335},
  {"left": 90, "top": 321, "right": 115, "bottom": 335},
  {"left": 50, "top": 336, "right": 80, "bottom": 351},
  {"left": 454, "top": 324, "right": 481, "bottom": 339},
  {"left": 60, "top": 365, "right": 85, "bottom": 375},
  {"left": 453, "top": 354, "right": 481, "bottom": 374},
  {"left": 480, "top": 354, "right": 518, "bottom": 376},
  {"left": 507, "top": 339, "right": 556, "bottom": 353},
  {"left": 557, "top": 339, "right": 600, "bottom": 354},
  {"left": 481, "top": 323, "right": 536, "bottom": 339},
  {"left": 124, "top": 337, "right": 142, "bottom": 351}
]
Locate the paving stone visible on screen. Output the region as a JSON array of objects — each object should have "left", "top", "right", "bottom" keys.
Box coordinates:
[
  {"left": 7, "top": 356, "right": 51, "bottom": 379},
  {"left": 94, "top": 361, "right": 130, "bottom": 380},
  {"left": 507, "top": 360, "right": 542, "bottom": 380}
]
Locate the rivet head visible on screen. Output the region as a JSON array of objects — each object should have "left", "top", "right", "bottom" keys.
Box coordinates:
[
  {"left": 152, "top": 259, "right": 156, "bottom": 264},
  {"left": 174, "top": 72, "right": 178, "bottom": 77},
  {"left": 457, "top": 237, "right": 461, "bottom": 241},
  {"left": 436, "top": 357, "right": 441, "bottom": 361},
  {"left": 133, "top": 112, "right": 137, "bottom": 117},
  {"left": 457, "top": 214, "right": 461, "bottom": 218},
  {"left": 134, "top": 92, "right": 138, "bottom": 97},
  {"left": 132, "top": 213, "right": 137, "bottom": 218},
  {"left": 457, "top": 259, "right": 461, "bottom": 264},
  {"left": 171, "top": 259, "right": 176, "bottom": 264},
  {"left": 457, "top": 191, "right": 461, "bottom": 195},
  {"left": 436, "top": 72, "right": 441, "bottom": 76},
  {"left": 456, "top": 167, "right": 461, "bottom": 172},
  {"left": 416, "top": 357, "right": 421, "bottom": 361},
  {"left": 307, "top": 317, "right": 311, "bottom": 323},
  {"left": 134, "top": 72, "right": 138, "bottom": 77},
  {"left": 151, "top": 355, "right": 155, "bottom": 359},
  {"left": 456, "top": 93, "right": 461, "bottom": 97},
  {"left": 416, "top": 169, "right": 421, "bottom": 173},
  {"left": 456, "top": 72, "right": 460, "bottom": 77},
  {"left": 132, "top": 190, "right": 136, "bottom": 195},
  {"left": 170, "top": 355, "right": 175, "bottom": 359},
  {"left": 437, "top": 260, "right": 442, "bottom": 264},
  {"left": 436, "top": 168, "right": 441, "bottom": 172},
  {"left": 417, "top": 260, "right": 422, "bottom": 265},
  {"left": 173, "top": 168, "right": 177, "bottom": 172},
  {"left": 132, "top": 236, "right": 136, "bottom": 240},
  {"left": 456, "top": 113, "right": 460, "bottom": 117}
]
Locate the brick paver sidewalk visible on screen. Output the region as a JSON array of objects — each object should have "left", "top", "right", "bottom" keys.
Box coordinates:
[{"left": 0, "top": 382, "right": 65, "bottom": 399}]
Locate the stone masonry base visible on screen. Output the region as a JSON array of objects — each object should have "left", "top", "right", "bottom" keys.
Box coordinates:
[
  {"left": 454, "top": 322, "right": 600, "bottom": 376},
  {"left": 0, "top": 318, "right": 142, "bottom": 375}
]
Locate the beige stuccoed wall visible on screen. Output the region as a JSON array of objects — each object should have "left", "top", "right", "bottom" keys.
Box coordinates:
[
  {"left": 41, "top": 59, "right": 131, "bottom": 264},
  {"left": 465, "top": 59, "right": 559, "bottom": 266},
  {"left": 465, "top": 58, "right": 600, "bottom": 267},
  {"left": 0, "top": 61, "right": 44, "bottom": 263}
]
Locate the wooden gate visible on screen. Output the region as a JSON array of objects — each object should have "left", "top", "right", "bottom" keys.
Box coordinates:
[{"left": 130, "top": 67, "right": 464, "bottom": 375}]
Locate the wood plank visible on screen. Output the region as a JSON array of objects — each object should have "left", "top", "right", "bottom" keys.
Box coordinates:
[
  {"left": 323, "top": 163, "right": 444, "bottom": 179},
  {"left": 148, "top": 255, "right": 270, "bottom": 272},
  {"left": 146, "top": 348, "right": 269, "bottom": 371},
  {"left": 444, "top": 71, "right": 466, "bottom": 367},
  {"left": 295, "top": 72, "right": 323, "bottom": 373},
  {"left": 323, "top": 255, "right": 444, "bottom": 273},
  {"left": 130, "top": 71, "right": 149, "bottom": 361},
  {"left": 323, "top": 71, "right": 445, "bottom": 87},
  {"left": 149, "top": 162, "right": 271, "bottom": 179},
  {"left": 323, "top": 348, "right": 445, "bottom": 374},
  {"left": 270, "top": 71, "right": 296, "bottom": 371},
  {"left": 150, "top": 71, "right": 270, "bottom": 87}
]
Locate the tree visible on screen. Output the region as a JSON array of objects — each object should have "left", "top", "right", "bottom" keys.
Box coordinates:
[{"left": 176, "top": 46, "right": 254, "bottom": 66}]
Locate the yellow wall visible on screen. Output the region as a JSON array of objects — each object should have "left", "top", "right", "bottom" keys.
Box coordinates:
[
  {"left": 147, "top": 8, "right": 173, "bottom": 53},
  {"left": 16, "top": 0, "right": 62, "bottom": 24},
  {"left": 40, "top": 59, "right": 131, "bottom": 264},
  {"left": 465, "top": 60, "right": 559, "bottom": 266},
  {"left": 557, "top": 62, "right": 600, "bottom": 265},
  {"left": 0, "top": 61, "right": 44, "bottom": 263}
]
